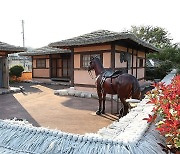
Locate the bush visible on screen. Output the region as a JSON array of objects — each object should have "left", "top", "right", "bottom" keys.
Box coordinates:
[{"left": 9, "top": 65, "right": 24, "bottom": 80}]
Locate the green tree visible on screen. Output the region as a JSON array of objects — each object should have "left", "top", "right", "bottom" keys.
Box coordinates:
[
  {"left": 9, "top": 65, "right": 24, "bottom": 80},
  {"left": 129, "top": 25, "right": 172, "bottom": 49},
  {"left": 128, "top": 25, "right": 180, "bottom": 78},
  {"left": 148, "top": 45, "right": 180, "bottom": 69}
]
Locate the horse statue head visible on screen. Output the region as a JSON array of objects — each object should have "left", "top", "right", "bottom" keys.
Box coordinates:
[
  {"left": 88, "top": 56, "right": 102, "bottom": 72},
  {"left": 88, "top": 56, "right": 95, "bottom": 72}
]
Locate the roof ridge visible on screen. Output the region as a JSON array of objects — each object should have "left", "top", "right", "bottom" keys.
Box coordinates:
[
  {"left": 0, "top": 41, "right": 26, "bottom": 52},
  {"left": 51, "top": 29, "right": 118, "bottom": 43},
  {"left": 48, "top": 29, "right": 159, "bottom": 52}
]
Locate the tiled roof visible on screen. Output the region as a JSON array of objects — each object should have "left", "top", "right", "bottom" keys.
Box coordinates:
[
  {"left": 49, "top": 30, "right": 159, "bottom": 52},
  {"left": 19, "top": 46, "right": 71, "bottom": 56},
  {"left": 0, "top": 41, "right": 26, "bottom": 52}
]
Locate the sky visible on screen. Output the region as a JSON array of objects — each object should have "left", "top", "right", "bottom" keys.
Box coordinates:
[{"left": 0, "top": 0, "right": 179, "bottom": 48}]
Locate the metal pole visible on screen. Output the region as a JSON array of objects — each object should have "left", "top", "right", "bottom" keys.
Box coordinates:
[
  {"left": 21, "top": 20, "right": 26, "bottom": 68},
  {"left": 22, "top": 20, "right": 25, "bottom": 47}
]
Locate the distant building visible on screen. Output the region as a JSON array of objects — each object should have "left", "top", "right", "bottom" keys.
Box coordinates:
[
  {"left": 0, "top": 41, "right": 26, "bottom": 88},
  {"left": 8, "top": 53, "right": 32, "bottom": 72},
  {"left": 20, "top": 46, "right": 70, "bottom": 82},
  {"left": 146, "top": 59, "right": 161, "bottom": 68}
]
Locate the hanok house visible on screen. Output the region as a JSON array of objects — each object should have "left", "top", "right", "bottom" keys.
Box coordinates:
[
  {"left": 21, "top": 30, "right": 159, "bottom": 91},
  {"left": 0, "top": 41, "right": 26, "bottom": 88},
  {"left": 49, "top": 30, "right": 159, "bottom": 91},
  {"left": 19, "top": 46, "right": 71, "bottom": 82}
]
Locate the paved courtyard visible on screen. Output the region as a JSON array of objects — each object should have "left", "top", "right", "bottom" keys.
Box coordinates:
[{"left": 0, "top": 83, "right": 117, "bottom": 134}]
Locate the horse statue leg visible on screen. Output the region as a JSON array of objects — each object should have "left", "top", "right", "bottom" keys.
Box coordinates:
[
  {"left": 101, "top": 92, "right": 106, "bottom": 114},
  {"left": 119, "top": 97, "right": 129, "bottom": 118},
  {"left": 96, "top": 88, "right": 103, "bottom": 115}
]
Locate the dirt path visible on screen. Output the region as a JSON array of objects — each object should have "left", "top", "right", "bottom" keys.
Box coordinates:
[{"left": 0, "top": 83, "right": 116, "bottom": 134}]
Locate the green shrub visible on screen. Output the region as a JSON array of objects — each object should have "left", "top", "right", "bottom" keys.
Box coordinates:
[{"left": 9, "top": 65, "right": 24, "bottom": 80}]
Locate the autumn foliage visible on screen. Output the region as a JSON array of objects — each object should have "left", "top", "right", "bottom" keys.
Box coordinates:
[{"left": 144, "top": 75, "right": 180, "bottom": 151}]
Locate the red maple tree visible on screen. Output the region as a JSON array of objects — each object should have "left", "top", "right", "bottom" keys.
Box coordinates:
[{"left": 144, "top": 75, "right": 180, "bottom": 152}]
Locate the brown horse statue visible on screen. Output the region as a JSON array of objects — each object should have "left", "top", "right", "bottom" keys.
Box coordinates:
[{"left": 88, "top": 56, "right": 141, "bottom": 118}]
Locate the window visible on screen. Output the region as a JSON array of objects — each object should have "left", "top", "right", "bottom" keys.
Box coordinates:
[
  {"left": 139, "top": 58, "right": 144, "bottom": 67},
  {"left": 82, "top": 54, "right": 100, "bottom": 68},
  {"left": 36, "top": 59, "right": 46, "bottom": 68}
]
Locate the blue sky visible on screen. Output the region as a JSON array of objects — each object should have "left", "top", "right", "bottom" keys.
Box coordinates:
[{"left": 0, "top": 0, "right": 179, "bottom": 48}]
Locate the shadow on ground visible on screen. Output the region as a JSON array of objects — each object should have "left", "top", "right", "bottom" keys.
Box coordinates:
[
  {"left": 61, "top": 85, "right": 154, "bottom": 122},
  {"left": 61, "top": 96, "right": 120, "bottom": 121},
  {"left": 10, "top": 82, "right": 68, "bottom": 94},
  {"left": 1, "top": 82, "right": 68, "bottom": 126},
  {"left": 0, "top": 93, "right": 40, "bottom": 126}
]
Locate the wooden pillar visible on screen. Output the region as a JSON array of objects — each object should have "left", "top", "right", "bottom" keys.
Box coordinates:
[
  {"left": 2, "top": 57, "right": 9, "bottom": 88},
  {"left": 144, "top": 50, "right": 147, "bottom": 80},
  {"left": 127, "top": 47, "right": 129, "bottom": 73},
  {"left": 70, "top": 48, "right": 74, "bottom": 87},
  {"left": 136, "top": 50, "right": 138, "bottom": 78},
  {"left": 132, "top": 49, "right": 134, "bottom": 75},
  {"left": 32, "top": 56, "right": 34, "bottom": 78},
  {"left": 49, "top": 55, "right": 52, "bottom": 78},
  {"left": 111, "top": 43, "right": 115, "bottom": 70},
  {"left": 0, "top": 57, "right": 3, "bottom": 88}
]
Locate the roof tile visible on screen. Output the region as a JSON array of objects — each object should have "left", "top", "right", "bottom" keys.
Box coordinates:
[
  {"left": 49, "top": 30, "right": 159, "bottom": 52},
  {"left": 0, "top": 41, "right": 26, "bottom": 52},
  {"left": 19, "top": 46, "right": 71, "bottom": 56}
]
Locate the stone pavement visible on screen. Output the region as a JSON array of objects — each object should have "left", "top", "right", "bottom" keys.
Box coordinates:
[{"left": 0, "top": 82, "right": 115, "bottom": 134}]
